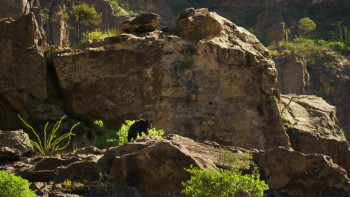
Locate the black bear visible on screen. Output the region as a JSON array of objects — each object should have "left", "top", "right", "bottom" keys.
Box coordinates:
[{"left": 128, "top": 119, "right": 152, "bottom": 142}]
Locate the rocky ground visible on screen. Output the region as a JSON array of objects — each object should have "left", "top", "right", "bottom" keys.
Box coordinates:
[{"left": 1, "top": 1, "right": 350, "bottom": 196}]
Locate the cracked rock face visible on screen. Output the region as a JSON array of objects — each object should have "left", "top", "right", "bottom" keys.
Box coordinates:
[
  {"left": 281, "top": 94, "right": 350, "bottom": 172},
  {"left": 53, "top": 8, "right": 290, "bottom": 149},
  {"left": 255, "top": 147, "right": 350, "bottom": 196}
]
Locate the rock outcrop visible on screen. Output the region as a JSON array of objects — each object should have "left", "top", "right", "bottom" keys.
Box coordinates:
[
  {"left": 280, "top": 94, "right": 350, "bottom": 173},
  {"left": 0, "top": 130, "right": 32, "bottom": 163},
  {"left": 275, "top": 54, "right": 310, "bottom": 94},
  {"left": 0, "top": 13, "right": 47, "bottom": 130},
  {"left": 53, "top": 8, "right": 289, "bottom": 149},
  {"left": 0, "top": 134, "right": 233, "bottom": 196},
  {"left": 275, "top": 53, "right": 350, "bottom": 142},
  {"left": 255, "top": 147, "right": 350, "bottom": 196},
  {"left": 104, "top": 135, "right": 222, "bottom": 196},
  {"left": 1, "top": 131, "right": 350, "bottom": 196},
  {"left": 120, "top": 12, "right": 161, "bottom": 33},
  {"left": 0, "top": 0, "right": 32, "bottom": 19}
]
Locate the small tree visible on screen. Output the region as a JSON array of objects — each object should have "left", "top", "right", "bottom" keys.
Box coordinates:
[
  {"left": 70, "top": 3, "right": 102, "bottom": 44},
  {"left": 298, "top": 17, "right": 316, "bottom": 36}
]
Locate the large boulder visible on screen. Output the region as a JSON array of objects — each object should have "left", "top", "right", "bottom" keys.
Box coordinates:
[
  {"left": 255, "top": 147, "right": 350, "bottom": 196},
  {"left": 104, "top": 135, "right": 220, "bottom": 196},
  {"left": 282, "top": 93, "right": 350, "bottom": 169},
  {"left": 275, "top": 52, "right": 350, "bottom": 142},
  {"left": 120, "top": 13, "right": 161, "bottom": 33},
  {"left": 0, "top": 130, "right": 32, "bottom": 163},
  {"left": 280, "top": 95, "right": 350, "bottom": 173},
  {"left": 176, "top": 8, "right": 224, "bottom": 40},
  {"left": 54, "top": 8, "right": 290, "bottom": 150}
]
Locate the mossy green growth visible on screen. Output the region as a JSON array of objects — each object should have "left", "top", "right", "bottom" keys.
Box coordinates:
[{"left": 0, "top": 170, "right": 35, "bottom": 197}]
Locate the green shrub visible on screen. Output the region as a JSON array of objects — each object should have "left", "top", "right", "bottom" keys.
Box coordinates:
[
  {"left": 298, "top": 17, "right": 316, "bottom": 36},
  {"left": 95, "top": 120, "right": 165, "bottom": 148},
  {"left": 326, "top": 41, "right": 345, "bottom": 51},
  {"left": 0, "top": 170, "right": 35, "bottom": 197},
  {"left": 182, "top": 149, "right": 269, "bottom": 197},
  {"left": 18, "top": 115, "right": 80, "bottom": 156},
  {"left": 267, "top": 37, "right": 327, "bottom": 58}
]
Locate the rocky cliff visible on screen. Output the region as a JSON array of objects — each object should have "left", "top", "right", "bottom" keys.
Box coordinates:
[
  {"left": 1, "top": 7, "right": 350, "bottom": 197},
  {"left": 53, "top": 8, "right": 290, "bottom": 149},
  {"left": 275, "top": 53, "right": 350, "bottom": 142}
]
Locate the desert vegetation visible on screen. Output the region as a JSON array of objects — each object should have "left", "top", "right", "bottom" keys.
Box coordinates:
[{"left": 182, "top": 149, "right": 269, "bottom": 197}]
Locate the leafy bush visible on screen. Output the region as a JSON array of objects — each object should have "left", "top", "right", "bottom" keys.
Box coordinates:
[
  {"left": 326, "top": 41, "right": 345, "bottom": 51},
  {"left": 182, "top": 149, "right": 269, "bottom": 197},
  {"left": 0, "top": 170, "right": 35, "bottom": 197},
  {"left": 95, "top": 120, "right": 165, "bottom": 148},
  {"left": 298, "top": 17, "right": 316, "bottom": 36},
  {"left": 82, "top": 28, "right": 119, "bottom": 42},
  {"left": 18, "top": 115, "right": 80, "bottom": 156}
]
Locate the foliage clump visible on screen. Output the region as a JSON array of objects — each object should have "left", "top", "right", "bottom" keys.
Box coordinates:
[
  {"left": 0, "top": 170, "right": 35, "bottom": 197},
  {"left": 18, "top": 115, "right": 80, "bottom": 156},
  {"left": 94, "top": 120, "right": 165, "bottom": 148},
  {"left": 182, "top": 149, "right": 269, "bottom": 197},
  {"left": 298, "top": 17, "right": 316, "bottom": 36},
  {"left": 82, "top": 28, "right": 119, "bottom": 42}
]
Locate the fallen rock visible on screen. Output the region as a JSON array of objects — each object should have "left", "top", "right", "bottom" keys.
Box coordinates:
[
  {"left": 54, "top": 8, "right": 289, "bottom": 150},
  {"left": 120, "top": 13, "right": 161, "bottom": 33},
  {"left": 255, "top": 147, "right": 350, "bottom": 196},
  {"left": 281, "top": 94, "right": 350, "bottom": 173},
  {"left": 0, "top": 130, "right": 32, "bottom": 163}
]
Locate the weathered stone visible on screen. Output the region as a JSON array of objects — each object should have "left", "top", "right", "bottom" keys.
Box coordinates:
[
  {"left": 0, "top": 12, "right": 42, "bottom": 46},
  {"left": 53, "top": 9, "right": 290, "bottom": 149},
  {"left": 254, "top": 10, "right": 285, "bottom": 43},
  {"left": 0, "top": 0, "right": 31, "bottom": 19},
  {"left": 120, "top": 13, "right": 161, "bottom": 33},
  {"left": 281, "top": 94, "right": 350, "bottom": 173},
  {"left": 275, "top": 54, "right": 310, "bottom": 94},
  {"left": 0, "top": 13, "right": 48, "bottom": 130},
  {"left": 0, "top": 130, "right": 33, "bottom": 163},
  {"left": 18, "top": 154, "right": 102, "bottom": 182},
  {"left": 176, "top": 8, "right": 224, "bottom": 40},
  {"left": 254, "top": 147, "right": 350, "bottom": 196},
  {"left": 75, "top": 146, "right": 104, "bottom": 155},
  {"left": 104, "top": 135, "right": 224, "bottom": 196}
]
